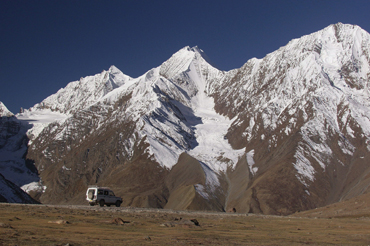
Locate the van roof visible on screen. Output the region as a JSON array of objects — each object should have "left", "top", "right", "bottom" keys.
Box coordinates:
[{"left": 88, "top": 186, "right": 112, "bottom": 190}]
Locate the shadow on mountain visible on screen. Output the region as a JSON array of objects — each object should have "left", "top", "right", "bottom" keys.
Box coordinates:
[{"left": 0, "top": 116, "right": 40, "bottom": 204}]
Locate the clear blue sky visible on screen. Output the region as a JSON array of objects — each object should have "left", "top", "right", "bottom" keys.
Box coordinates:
[{"left": 1, "top": 0, "right": 370, "bottom": 113}]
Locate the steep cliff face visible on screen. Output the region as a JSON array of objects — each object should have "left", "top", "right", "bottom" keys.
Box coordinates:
[{"left": 12, "top": 23, "right": 370, "bottom": 214}]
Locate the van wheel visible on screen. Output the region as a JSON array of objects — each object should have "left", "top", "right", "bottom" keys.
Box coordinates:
[
  {"left": 99, "top": 200, "right": 105, "bottom": 207},
  {"left": 116, "top": 201, "right": 121, "bottom": 207}
]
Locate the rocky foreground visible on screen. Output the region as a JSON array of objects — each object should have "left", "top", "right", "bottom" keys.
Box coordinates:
[{"left": 1, "top": 198, "right": 370, "bottom": 245}]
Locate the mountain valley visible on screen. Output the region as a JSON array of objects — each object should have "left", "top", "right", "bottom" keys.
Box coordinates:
[{"left": 1, "top": 23, "right": 370, "bottom": 215}]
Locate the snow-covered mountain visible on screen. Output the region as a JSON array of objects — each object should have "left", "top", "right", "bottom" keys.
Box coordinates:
[
  {"left": 0, "top": 102, "right": 13, "bottom": 117},
  {"left": 2, "top": 23, "right": 370, "bottom": 214},
  {"left": 17, "top": 65, "right": 132, "bottom": 142},
  {"left": 210, "top": 23, "right": 370, "bottom": 213}
]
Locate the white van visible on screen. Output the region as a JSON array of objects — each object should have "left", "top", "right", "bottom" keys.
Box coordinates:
[{"left": 86, "top": 186, "right": 122, "bottom": 207}]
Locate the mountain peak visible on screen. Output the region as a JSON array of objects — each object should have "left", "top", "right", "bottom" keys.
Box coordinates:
[
  {"left": 191, "top": 46, "right": 217, "bottom": 68},
  {"left": 175, "top": 46, "right": 210, "bottom": 61},
  {"left": 0, "top": 101, "right": 13, "bottom": 117},
  {"left": 108, "top": 65, "right": 120, "bottom": 73},
  {"left": 186, "top": 45, "right": 202, "bottom": 54},
  {"left": 330, "top": 22, "right": 356, "bottom": 30},
  {"left": 159, "top": 45, "right": 218, "bottom": 79}
]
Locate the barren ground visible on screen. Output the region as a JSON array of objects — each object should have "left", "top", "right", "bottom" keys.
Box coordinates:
[{"left": 1, "top": 201, "right": 370, "bottom": 245}]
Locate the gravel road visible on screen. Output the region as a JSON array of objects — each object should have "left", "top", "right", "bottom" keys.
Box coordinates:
[{"left": 5, "top": 202, "right": 253, "bottom": 218}]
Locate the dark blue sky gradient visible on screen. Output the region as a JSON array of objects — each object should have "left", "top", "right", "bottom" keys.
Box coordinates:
[{"left": 1, "top": 0, "right": 370, "bottom": 113}]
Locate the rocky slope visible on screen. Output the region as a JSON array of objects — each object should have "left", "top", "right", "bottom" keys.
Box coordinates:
[
  {"left": 0, "top": 173, "right": 39, "bottom": 203},
  {"left": 3, "top": 23, "right": 370, "bottom": 215}
]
